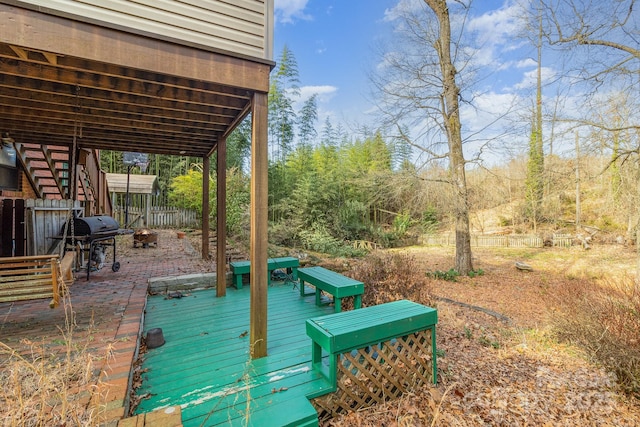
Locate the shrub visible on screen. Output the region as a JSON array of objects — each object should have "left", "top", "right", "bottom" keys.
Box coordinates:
[
  {"left": 553, "top": 276, "right": 640, "bottom": 399},
  {"left": 467, "top": 268, "right": 485, "bottom": 278},
  {"left": 421, "top": 206, "right": 439, "bottom": 227},
  {"left": 392, "top": 211, "right": 411, "bottom": 236},
  {"left": 427, "top": 268, "right": 460, "bottom": 281},
  {"left": 348, "top": 251, "right": 435, "bottom": 307},
  {"left": 298, "top": 226, "right": 366, "bottom": 257}
]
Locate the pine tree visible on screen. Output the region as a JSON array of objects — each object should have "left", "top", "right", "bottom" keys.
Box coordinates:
[
  {"left": 297, "top": 94, "right": 318, "bottom": 150},
  {"left": 268, "top": 45, "right": 300, "bottom": 162}
]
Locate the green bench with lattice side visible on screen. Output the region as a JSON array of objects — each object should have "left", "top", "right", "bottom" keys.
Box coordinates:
[
  {"left": 229, "top": 257, "right": 300, "bottom": 289},
  {"left": 305, "top": 299, "right": 438, "bottom": 399},
  {"left": 297, "top": 266, "right": 364, "bottom": 313}
]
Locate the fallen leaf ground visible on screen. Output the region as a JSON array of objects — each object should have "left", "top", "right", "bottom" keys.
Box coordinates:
[{"left": 326, "top": 245, "right": 640, "bottom": 426}]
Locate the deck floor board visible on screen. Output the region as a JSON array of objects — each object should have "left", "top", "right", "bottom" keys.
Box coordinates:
[{"left": 135, "top": 282, "right": 334, "bottom": 426}]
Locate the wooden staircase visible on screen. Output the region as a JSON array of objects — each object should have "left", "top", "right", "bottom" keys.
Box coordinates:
[
  {"left": 14, "top": 142, "right": 71, "bottom": 199},
  {"left": 12, "top": 142, "right": 111, "bottom": 216}
]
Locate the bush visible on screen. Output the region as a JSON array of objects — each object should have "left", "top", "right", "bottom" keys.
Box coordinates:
[
  {"left": 298, "top": 226, "right": 366, "bottom": 257},
  {"left": 268, "top": 221, "right": 298, "bottom": 248},
  {"left": 553, "top": 277, "right": 640, "bottom": 399},
  {"left": 421, "top": 206, "right": 439, "bottom": 227},
  {"left": 427, "top": 268, "right": 460, "bottom": 281},
  {"left": 348, "top": 251, "right": 435, "bottom": 307}
]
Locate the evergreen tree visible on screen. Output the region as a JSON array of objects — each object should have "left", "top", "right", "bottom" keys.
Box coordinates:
[
  {"left": 226, "top": 117, "right": 252, "bottom": 171},
  {"left": 525, "top": 118, "right": 544, "bottom": 230},
  {"left": 268, "top": 45, "right": 300, "bottom": 162},
  {"left": 391, "top": 127, "right": 413, "bottom": 170},
  {"left": 526, "top": 9, "right": 545, "bottom": 231},
  {"left": 320, "top": 117, "right": 336, "bottom": 147},
  {"left": 297, "top": 94, "right": 318, "bottom": 150}
]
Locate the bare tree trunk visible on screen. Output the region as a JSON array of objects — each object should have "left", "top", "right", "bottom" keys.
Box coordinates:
[
  {"left": 575, "top": 131, "right": 581, "bottom": 229},
  {"left": 425, "top": 0, "right": 473, "bottom": 274}
]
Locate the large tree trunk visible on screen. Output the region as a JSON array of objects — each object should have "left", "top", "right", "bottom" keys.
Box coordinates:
[{"left": 425, "top": 0, "right": 473, "bottom": 274}]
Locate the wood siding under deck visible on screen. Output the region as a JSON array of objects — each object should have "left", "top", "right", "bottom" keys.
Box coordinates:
[{"left": 4, "top": 0, "right": 274, "bottom": 62}]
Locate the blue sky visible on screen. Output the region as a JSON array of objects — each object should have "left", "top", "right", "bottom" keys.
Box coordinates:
[
  {"left": 273, "top": 1, "right": 394, "bottom": 132},
  {"left": 271, "top": 0, "right": 573, "bottom": 164}
]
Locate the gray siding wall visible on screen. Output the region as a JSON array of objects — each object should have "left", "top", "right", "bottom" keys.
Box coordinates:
[{"left": 10, "top": 0, "right": 273, "bottom": 61}]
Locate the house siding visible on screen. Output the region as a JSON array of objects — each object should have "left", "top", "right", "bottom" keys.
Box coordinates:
[{"left": 7, "top": 0, "right": 273, "bottom": 61}]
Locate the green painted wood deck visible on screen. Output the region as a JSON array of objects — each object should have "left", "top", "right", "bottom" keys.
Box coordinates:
[{"left": 135, "top": 282, "right": 335, "bottom": 427}]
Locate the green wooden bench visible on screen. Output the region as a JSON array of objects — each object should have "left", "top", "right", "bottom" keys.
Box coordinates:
[
  {"left": 297, "top": 266, "right": 364, "bottom": 313},
  {"left": 306, "top": 299, "right": 438, "bottom": 391},
  {"left": 229, "top": 257, "right": 300, "bottom": 289}
]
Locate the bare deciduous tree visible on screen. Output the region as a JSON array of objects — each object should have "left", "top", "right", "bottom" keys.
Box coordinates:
[
  {"left": 538, "top": 0, "right": 640, "bottom": 279},
  {"left": 372, "top": 0, "right": 473, "bottom": 274}
]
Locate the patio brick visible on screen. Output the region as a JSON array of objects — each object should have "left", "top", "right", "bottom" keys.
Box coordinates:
[{"left": 0, "top": 230, "right": 212, "bottom": 426}]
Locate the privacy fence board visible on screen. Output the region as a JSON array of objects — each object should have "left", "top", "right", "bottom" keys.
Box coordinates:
[
  {"left": 422, "top": 233, "right": 546, "bottom": 248},
  {"left": 112, "top": 205, "right": 199, "bottom": 229},
  {"left": 26, "top": 199, "right": 80, "bottom": 256},
  {"left": 0, "top": 198, "right": 25, "bottom": 257}
]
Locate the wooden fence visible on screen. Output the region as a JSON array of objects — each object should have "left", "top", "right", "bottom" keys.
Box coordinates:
[
  {"left": 26, "top": 199, "right": 80, "bottom": 256},
  {"left": 422, "top": 233, "right": 545, "bottom": 248},
  {"left": 2, "top": 199, "right": 197, "bottom": 257},
  {"left": 112, "top": 206, "right": 199, "bottom": 229},
  {"left": 1, "top": 198, "right": 25, "bottom": 256}
]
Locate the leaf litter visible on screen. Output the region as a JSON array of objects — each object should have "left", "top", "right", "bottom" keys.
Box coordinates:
[{"left": 324, "top": 247, "right": 640, "bottom": 426}]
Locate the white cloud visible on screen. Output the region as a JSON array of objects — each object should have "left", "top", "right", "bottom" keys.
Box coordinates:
[
  {"left": 466, "top": 3, "right": 526, "bottom": 70},
  {"left": 516, "top": 58, "right": 537, "bottom": 68},
  {"left": 512, "top": 66, "right": 556, "bottom": 90},
  {"left": 274, "top": 0, "right": 312, "bottom": 24},
  {"left": 382, "top": 0, "right": 423, "bottom": 22},
  {"left": 288, "top": 85, "right": 338, "bottom": 114},
  {"left": 467, "top": 4, "right": 522, "bottom": 46},
  {"left": 460, "top": 91, "right": 521, "bottom": 134},
  {"left": 299, "top": 85, "right": 337, "bottom": 103}
]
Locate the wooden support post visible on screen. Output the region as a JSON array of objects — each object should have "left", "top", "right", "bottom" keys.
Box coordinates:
[
  {"left": 216, "top": 136, "right": 227, "bottom": 297},
  {"left": 250, "top": 91, "right": 268, "bottom": 359},
  {"left": 202, "top": 155, "right": 210, "bottom": 260},
  {"left": 145, "top": 193, "right": 151, "bottom": 227}
]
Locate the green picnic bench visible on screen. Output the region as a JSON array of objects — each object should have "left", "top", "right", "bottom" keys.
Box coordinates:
[
  {"left": 229, "top": 257, "right": 300, "bottom": 289},
  {"left": 306, "top": 299, "right": 438, "bottom": 391},
  {"left": 297, "top": 266, "right": 364, "bottom": 313}
]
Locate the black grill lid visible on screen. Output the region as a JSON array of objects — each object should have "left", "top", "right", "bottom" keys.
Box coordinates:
[{"left": 63, "top": 215, "right": 120, "bottom": 236}]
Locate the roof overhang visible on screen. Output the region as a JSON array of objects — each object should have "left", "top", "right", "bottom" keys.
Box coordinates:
[
  {"left": 105, "top": 173, "right": 160, "bottom": 195},
  {"left": 0, "top": 4, "right": 273, "bottom": 158}
]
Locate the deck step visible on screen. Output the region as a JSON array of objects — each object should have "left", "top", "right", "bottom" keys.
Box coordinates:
[{"left": 238, "top": 397, "right": 318, "bottom": 427}]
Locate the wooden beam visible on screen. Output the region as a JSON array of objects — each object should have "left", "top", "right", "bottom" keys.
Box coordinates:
[
  {"left": 0, "top": 77, "right": 242, "bottom": 120},
  {"left": 0, "top": 57, "right": 250, "bottom": 111},
  {"left": 202, "top": 155, "right": 210, "bottom": 261},
  {"left": 249, "top": 91, "right": 268, "bottom": 359},
  {"left": 0, "top": 5, "right": 271, "bottom": 92},
  {"left": 216, "top": 136, "right": 227, "bottom": 297},
  {"left": 1, "top": 125, "right": 217, "bottom": 156},
  {"left": 0, "top": 104, "right": 223, "bottom": 137}
]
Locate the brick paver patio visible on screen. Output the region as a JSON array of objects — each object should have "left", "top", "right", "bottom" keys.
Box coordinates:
[{"left": 0, "top": 230, "right": 214, "bottom": 426}]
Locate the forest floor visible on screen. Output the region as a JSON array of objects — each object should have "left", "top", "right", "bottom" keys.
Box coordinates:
[{"left": 319, "top": 244, "right": 640, "bottom": 426}]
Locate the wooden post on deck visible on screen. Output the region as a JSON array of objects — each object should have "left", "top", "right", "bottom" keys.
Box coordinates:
[
  {"left": 202, "top": 155, "right": 210, "bottom": 260},
  {"left": 250, "top": 92, "right": 268, "bottom": 359},
  {"left": 216, "top": 136, "right": 227, "bottom": 297}
]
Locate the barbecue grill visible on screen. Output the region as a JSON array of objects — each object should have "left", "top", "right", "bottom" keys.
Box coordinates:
[{"left": 60, "top": 215, "right": 127, "bottom": 280}]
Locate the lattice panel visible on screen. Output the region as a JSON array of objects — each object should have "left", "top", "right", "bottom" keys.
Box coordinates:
[{"left": 312, "top": 329, "right": 433, "bottom": 422}]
